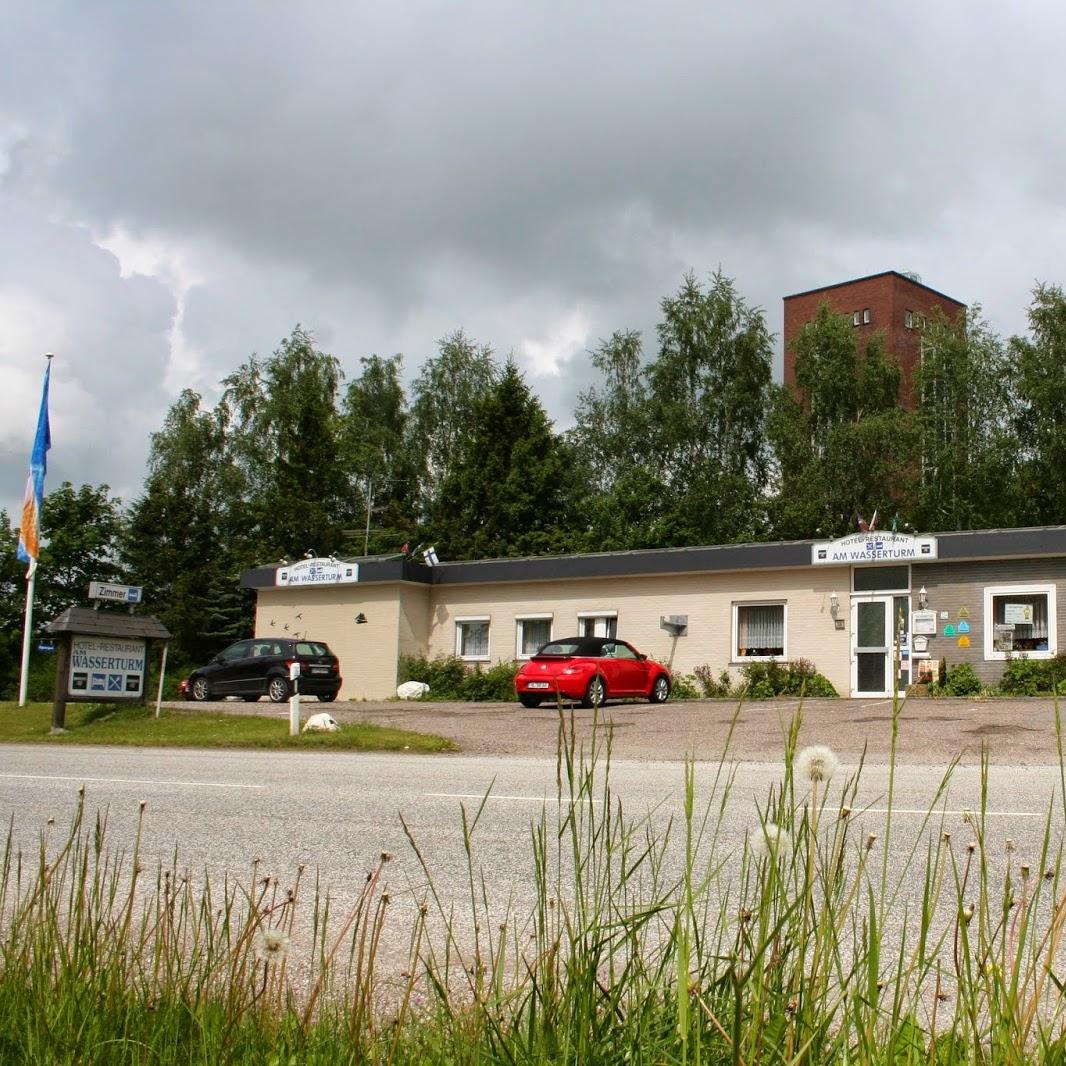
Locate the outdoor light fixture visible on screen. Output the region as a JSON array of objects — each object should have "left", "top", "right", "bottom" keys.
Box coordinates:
[
  {"left": 304, "top": 549, "right": 316, "bottom": 559},
  {"left": 355, "top": 613, "right": 368, "bottom": 624},
  {"left": 918, "top": 586, "right": 928, "bottom": 610},
  {"left": 829, "top": 591, "right": 839, "bottom": 616}
]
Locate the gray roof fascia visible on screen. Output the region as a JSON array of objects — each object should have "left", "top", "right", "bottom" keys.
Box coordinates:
[
  {"left": 240, "top": 555, "right": 432, "bottom": 589},
  {"left": 930, "top": 526, "right": 1066, "bottom": 562},
  {"left": 239, "top": 526, "right": 1066, "bottom": 591}
]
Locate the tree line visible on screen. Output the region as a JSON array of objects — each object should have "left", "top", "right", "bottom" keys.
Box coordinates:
[{"left": 3, "top": 271, "right": 1066, "bottom": 683}]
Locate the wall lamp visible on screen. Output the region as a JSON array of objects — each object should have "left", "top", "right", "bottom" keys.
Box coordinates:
[
  {"left": 918, "top": 586, "right": 928, "bottom": 610},
  {"left": 829, "top": 591, "right": 840, "bottom": 617},
  {"left": 355, "top": 613, "right": 368, "bottom": 625}
]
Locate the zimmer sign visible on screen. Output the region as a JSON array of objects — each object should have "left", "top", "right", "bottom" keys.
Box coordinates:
[
  {"left": 812, "top": 533, "right": 938, "bottom": 566},
  {"left": 67, "top": 635, "right": 146, "bottom": 699}
]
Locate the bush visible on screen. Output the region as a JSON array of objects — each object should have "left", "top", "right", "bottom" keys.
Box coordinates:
[
  {"left": 668, "top": 673, "right": 701, "bottom": 700},
  {"left": 739, "top": 658, "right": 838, "bottom": 699},
  {"left": 397, "top": 654, "right": 519, "bottom": 701},
  {"left": 693, "top": 664, "right": 737, "bottom": 698},
  {"left": 998, "top": 653, "right": 1066, "bottom": 696},
  {"left": 932, "top": 662, "right": 984, "bottom": 697}
]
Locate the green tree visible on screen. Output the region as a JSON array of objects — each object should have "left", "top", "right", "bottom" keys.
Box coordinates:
[
  {"left": 1012, "top": 283, "right": 1066, "bottom": 525},
  {"left": 222, "top": 327, "right": 350, "bottom": 558},
  {"left": 428, "top": 362, "right": 577, "bottom": 559},
  {"left": 644, "top": 271, "right": 774, "bottom": 543},
  {"left": 912, "top": 306, "right": 1018, "bottom": 531},
  {"left": 36, "top": 482, "right": 124, "bottom": 622},
  {"left": 0, "top": 511, "right": 24, "bottom": 695},
  {"left": 408, "top": 330, "right": 499, "bottom": 512},
  {"left": 768, "top": 304, "right": 916, "bottom": 539},
  {"left": 340, "top": 354, "right": 417, "bottom": 555},
  {"left": 568, "top": 331, "right": 674, "bottom": 549},
  {"left": 123, "top": 390, "right": 251, "bottom": 662}
]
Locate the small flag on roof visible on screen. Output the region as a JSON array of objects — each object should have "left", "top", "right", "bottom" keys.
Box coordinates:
[{"left": 423, "top": 546, "right": 439, "bottom": 567}]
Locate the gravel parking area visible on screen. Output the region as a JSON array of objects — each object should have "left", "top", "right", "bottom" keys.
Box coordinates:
[{"left": 165, "top": 695, "right": 1066, "bottom": 765}]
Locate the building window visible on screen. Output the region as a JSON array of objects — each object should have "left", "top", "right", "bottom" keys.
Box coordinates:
[
  {"left": 983, "top": 585, "right": 1056, "bottom": 660},
  {"left": 862, "top": 308, "right": 871, "bottom": 324},
  {"left": 852, "top": 311, "right": 861, "bottom": 327},
  {"left": 733, "top": 602, "right": 786, "bottom": 660},
  {"left": 455, "top": 617, "right": 490, "bottom": 661},
  {"left": 905, "top": 310, "right": 914, "bottom": 329},
  {"left": 516, "top": 615, "right": 552, "bottom": 658},
  {"left": 577, "top": 611, "right": 617, "bottom": 638}
]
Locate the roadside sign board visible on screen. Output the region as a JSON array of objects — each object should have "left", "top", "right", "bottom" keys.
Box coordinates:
[{"left": 67, "top": 635, "right": 146, "bottom": 699}]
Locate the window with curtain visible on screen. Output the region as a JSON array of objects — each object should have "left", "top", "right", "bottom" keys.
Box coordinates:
[
  {"left": 517, "top": 617, "right": 552, "bottom": 657},
  {"left": 985, "top": 587, "right": 1054, "bottom": 658},
  {"left": 578, "top": 613, "right": 617, "bottom": 638},
  {"left": 735, "top": 603, "right": 785, "bottom": 659},
  {"left": 455, "top": 619, "right": 490, "bottom": 660}
]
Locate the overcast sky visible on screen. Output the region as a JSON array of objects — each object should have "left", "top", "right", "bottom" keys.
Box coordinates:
[{"left": 3, "top": 1, "right": 1065, "bottom": 521}]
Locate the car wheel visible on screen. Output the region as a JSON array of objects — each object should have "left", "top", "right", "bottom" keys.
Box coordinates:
[
  {"left": 518, "top": 694, "right": 542, "bottom": 709},
  {"left": 581, "top": 676, "right": 606, "bottom": 709},
  {"left": 267, "top": 677, "right": 290, "bottom": 703},
  {"left": 317, "top": 692, "right": 338, "bottom": 703},
  {"left": 649, "top": 675, "right": 670, "bottom": 704},
  {"left": 191, "top": 677, "right": 211, "bottom": 702}
]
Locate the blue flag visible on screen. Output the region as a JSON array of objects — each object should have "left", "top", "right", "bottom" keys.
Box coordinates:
[{"left": 17, "top": 360, "right": 52, "bottom": 572}]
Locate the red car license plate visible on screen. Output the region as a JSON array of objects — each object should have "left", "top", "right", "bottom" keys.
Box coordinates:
[{"left": 527, "top": 681, "right": 550, "bottom": 689}]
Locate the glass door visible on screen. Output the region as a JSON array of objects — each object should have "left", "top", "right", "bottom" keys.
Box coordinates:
[{"left": 852, "top": 596, "right": 892, "bottom": 697}]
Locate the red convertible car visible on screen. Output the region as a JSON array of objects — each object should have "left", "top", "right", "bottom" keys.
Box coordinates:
[{"left": 514, "top": 636, "right": 671, "bottom": 709}]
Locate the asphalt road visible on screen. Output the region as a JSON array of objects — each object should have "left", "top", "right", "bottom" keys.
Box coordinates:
[{"left": 1, "top": 741, "right": 1062, "bottom": 980}]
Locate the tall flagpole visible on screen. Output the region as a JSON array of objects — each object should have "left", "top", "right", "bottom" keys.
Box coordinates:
[{"left": 17, "top": 354, "right": 54, "bottom": 708}]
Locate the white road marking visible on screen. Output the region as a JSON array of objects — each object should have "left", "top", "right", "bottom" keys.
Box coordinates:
[
  {"left": 860, "top": 807, "right": 1043, "bottom": 818},
  {"left": 426, "top": 792, "right": 600, "bottom": 804},
  {"left": 0, "top": 773, "right": 264, "bottom": 790}
]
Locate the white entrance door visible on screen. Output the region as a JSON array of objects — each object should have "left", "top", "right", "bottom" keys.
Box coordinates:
[{"left": 852, "top": 596, "right": 893, "bottom": 697}]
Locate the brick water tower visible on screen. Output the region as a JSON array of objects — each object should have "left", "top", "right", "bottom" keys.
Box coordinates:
[{"left": 783, "top": 270, "right": 965, "bottom": 409}]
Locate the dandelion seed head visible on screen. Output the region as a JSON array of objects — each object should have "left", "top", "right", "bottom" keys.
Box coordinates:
[
  {"left": 750, "top": 822, "right": 791, "bottom": 863},
  {"left": 254, "top": 928, "right": 290, "bottom": 964},
  {"left": 795, "top": 745, "right": 838, "bottom": 785}
]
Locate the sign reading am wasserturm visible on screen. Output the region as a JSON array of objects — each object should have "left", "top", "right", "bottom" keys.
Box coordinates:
[
  {"left": 276, "top": 558, "right": 359, "bottom": 586},
  {"left": 811, "top": 532, "right": 937, "bottom": 566}
]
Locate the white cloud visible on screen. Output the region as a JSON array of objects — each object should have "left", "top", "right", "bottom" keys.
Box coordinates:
[{"left": 519, "top": 310, "right": 591, "bottom": 379}]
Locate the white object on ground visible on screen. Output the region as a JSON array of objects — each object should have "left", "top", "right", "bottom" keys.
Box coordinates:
[
  {"left": 303, "top": 712, "right": 339, "bottom": 733},
  {"left": 396, "top": 681, "right": 430, "bottom": 700}
]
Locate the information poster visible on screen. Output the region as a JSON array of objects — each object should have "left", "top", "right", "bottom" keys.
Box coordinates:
[{"left": 68, "top": 636, "right": 146, "bottom": 699}]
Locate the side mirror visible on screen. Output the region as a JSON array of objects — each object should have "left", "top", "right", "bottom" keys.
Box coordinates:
[{"left": 638, "top": 653, "right": 647, "bottom": 661}]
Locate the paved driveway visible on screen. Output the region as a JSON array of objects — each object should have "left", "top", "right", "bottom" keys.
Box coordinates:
[{"left": 167, "top": 695, "right": 1066, "bottom": 765}]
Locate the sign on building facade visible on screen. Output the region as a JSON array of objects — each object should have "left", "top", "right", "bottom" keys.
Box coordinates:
[
  {"left": 276, "top": 558, "right": 359, "bottom": 587},
  {"left": 812, "top": 532, "right": 938, "bottom": 566}
]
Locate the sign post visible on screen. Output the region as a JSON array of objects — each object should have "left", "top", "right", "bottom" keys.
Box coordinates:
[{"left": 288, "top": 661, "right": 301, "bottom": 736}]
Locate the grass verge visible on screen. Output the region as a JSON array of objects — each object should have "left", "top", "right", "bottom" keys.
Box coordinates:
[
  {"left": 3, "top": 699, "right": 1066, "bottom": 1062},
  {"left": 0, "top": 701, "right": 455, "bottom": 752}
]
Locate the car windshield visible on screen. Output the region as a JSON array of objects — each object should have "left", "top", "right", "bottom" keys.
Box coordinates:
[{"left": 534, "top": 638, "right": 607, "bottom": 657}]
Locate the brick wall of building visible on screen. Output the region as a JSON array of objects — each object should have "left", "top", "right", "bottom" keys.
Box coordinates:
[{"left": 783, "top": 271, "right": 965, "bottom": 408}]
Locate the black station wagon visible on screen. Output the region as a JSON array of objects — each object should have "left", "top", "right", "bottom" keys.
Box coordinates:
[{"left": 186, "top": 638, "right": 342, "bottom": 703}]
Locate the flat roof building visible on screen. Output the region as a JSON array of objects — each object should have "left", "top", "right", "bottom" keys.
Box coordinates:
[{"left": 241, "top": 527, "right": 1066, "bottom": 701}]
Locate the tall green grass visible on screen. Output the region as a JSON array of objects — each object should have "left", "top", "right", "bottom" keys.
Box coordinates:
[{"left": 2, "top": 699, "right": 1066, "bottom": 1063}]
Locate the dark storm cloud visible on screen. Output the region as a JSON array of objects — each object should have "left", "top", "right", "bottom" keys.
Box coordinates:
[{"left": 2, "top": 0, "right": 1066, "bottom": 517}]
